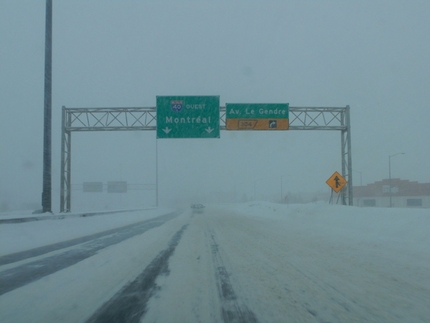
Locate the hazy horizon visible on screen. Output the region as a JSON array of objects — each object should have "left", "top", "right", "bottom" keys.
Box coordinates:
[{"left": 1, "top": 1, "right": 429, "bottom": 211}]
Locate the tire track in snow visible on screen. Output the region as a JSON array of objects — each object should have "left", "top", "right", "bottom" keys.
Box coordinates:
[
  {"left": 0, "top": 212, "right": 179, "bottom": 296},
  {"left": 208, "top": 228, "right": 259, "bottom": 323},
  {"left": 85, "top": 224, "right": 188, "bottom": 323},
  {"left": 0, "top": 212, "right": 179, "bottom": 266}
]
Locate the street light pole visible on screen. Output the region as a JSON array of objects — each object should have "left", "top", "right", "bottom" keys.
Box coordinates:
[
  {"left": 281, "top": 177, "right": 283, "bottom": 203},
  {"left": 389, "top": 153, "right": 405, "bottom": 207},
  {"left": 280, "top": 176, "right": 286, "bottom": 203},
  {"left": 42, "top": 0, "right": 53, "bottom": 213},
  {"left": 352, "top": 170, "right": 362, "bottom": 206}
]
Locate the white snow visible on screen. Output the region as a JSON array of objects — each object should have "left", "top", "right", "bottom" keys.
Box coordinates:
[
  {"left": 0, "top": 203, "right": 429, "bottom": 323},
  {"left": 0, "top": 207, "right": 172, "bottom": 256}
]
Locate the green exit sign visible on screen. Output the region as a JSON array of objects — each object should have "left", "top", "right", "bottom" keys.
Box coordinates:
[{"left": 156, "top": 96, "right": 220, "bottom": 139}]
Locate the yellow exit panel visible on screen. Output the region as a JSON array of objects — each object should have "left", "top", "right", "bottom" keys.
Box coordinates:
[{"left": 226, "top": 118, "right": 289, "bottom": 130}]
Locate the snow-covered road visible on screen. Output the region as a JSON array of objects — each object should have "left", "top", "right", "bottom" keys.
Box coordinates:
[{"left": 1, "top": 203, "right": 429, "bottom": 322}]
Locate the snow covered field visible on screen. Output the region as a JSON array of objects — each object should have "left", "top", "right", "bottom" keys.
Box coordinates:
[{"left": 0, "top": 202, "right": 429, "bottom": 322}]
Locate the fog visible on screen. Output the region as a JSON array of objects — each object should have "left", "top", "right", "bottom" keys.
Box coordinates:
[{"left": 1, "top": 1, "right": 429, "bottom": 211}]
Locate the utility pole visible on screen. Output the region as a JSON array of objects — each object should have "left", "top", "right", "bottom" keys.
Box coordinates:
[{"left": 42, "top": 0, "right": 53, "bottom": 213}]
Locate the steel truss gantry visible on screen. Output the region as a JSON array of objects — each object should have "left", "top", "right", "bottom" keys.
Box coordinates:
[{"left": 61, "top": 106, "right": 352, "bottom": 212}]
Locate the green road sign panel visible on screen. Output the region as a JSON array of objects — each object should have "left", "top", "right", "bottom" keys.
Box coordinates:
[
  {"left": 226, "top": 103, "right": 289, "bottom": 130},
  {"left": 157, "top": 96, "right": 220, "bottom": 138},
  {"left": 83, "top": 182, "right": 103, "bottom": 193}
]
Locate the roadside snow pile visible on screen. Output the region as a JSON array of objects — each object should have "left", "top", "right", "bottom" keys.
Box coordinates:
[{"left": 218, "top": 201, "right": 430, "bottom": 254}]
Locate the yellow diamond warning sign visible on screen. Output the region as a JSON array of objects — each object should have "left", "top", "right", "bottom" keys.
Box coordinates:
[{"left": 326, "top": 171, "right": 347, "bottom": 193}]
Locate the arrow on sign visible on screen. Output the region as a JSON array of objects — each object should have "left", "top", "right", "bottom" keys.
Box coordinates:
[
  {"left": 334, "top": 176, "right": 340, "bottom": 188},
  {"left": 326, "top": 171, "right": 347, "bottom": 193},
  {"left": 162, "top": 127, "right": 171, "bottom": 134},
  {"left": 205, "top": 127, "right": 214, "bottom": 133}
]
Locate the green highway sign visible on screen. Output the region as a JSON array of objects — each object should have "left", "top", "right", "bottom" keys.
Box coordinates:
[
  {"left": 226, "top": 103, "right": 289, "bottom": 130},
  {"left": 157, "top": 96, "right": 220, "bottom": 139}
]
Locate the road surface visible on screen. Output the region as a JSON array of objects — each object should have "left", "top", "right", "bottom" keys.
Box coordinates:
[{"left": 1, "top": 204, "right": 429, "bottom": 322}]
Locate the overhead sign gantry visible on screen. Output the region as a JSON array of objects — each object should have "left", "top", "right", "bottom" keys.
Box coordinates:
[{"left": 61, "top": 104, "right": 352, "bottom": 212}]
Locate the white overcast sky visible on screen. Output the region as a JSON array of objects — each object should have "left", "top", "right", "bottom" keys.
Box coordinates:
[{"left": 1, "top": 1, "right": 429, "bottom": 210}]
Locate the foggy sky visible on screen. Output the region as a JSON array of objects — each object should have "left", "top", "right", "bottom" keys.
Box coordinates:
[{"left": 1, "top": 1, "right": 430, "bottom": 211}]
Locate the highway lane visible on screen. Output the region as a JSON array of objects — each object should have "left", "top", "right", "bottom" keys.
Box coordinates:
[
  {"left": 0, "top": 212, "right": 179, "bottom": 295},
  {"left": 1, "top": 205, "right": 429, "bottom": 323},
  {"left": 136, "top": 207, "right": 430, "bottom": 322}
]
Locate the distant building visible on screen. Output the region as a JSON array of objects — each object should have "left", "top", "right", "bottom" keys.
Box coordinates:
[{"left": 353, "top": 179, "right": 430, "bottom": 208}]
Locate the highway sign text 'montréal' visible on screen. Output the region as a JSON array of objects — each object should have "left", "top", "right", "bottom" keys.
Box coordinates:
[
  {"left": 156, "top": 96, "right": 220, "bottom": 138},
  {"left": 226, "top": 103, "right": 289, "bottom": 130}
]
